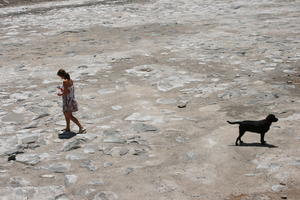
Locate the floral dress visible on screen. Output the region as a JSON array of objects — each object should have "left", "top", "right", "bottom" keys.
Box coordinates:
[{"left": 62, "top": 85, "right": 78, "bottom": 112}]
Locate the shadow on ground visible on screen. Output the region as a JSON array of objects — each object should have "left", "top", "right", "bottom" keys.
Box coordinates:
[
  {"left": 229, "top": 142, "right": 278, "bottom": 148},
  {"left": 58, "top": 131, "right": 76, "bottom": 139}
]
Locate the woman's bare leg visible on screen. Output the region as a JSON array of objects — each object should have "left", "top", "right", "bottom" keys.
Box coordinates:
[
  {"left": 63, "top": 111, "right": 71, "bottom": 131},
  {"left": 69, "top": 112, "right": 83, "bottom": 130}
]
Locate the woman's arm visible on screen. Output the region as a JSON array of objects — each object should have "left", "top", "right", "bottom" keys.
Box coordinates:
[{"left": 61, "top": 81, "right": 70, "bottom": 96}]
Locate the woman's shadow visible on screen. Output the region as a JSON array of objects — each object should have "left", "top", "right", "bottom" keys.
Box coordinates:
[{"left": 58, "top": 130, "right": 77, "bottom": 139}]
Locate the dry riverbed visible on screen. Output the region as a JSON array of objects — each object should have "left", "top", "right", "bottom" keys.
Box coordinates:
[{"left": 0, "top": 0, "right": 300, "bottom": 199}]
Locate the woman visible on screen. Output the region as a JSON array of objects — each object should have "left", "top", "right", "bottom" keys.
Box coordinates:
[{"left": 57, "top": 69, "right": 86, "bottom": 134}]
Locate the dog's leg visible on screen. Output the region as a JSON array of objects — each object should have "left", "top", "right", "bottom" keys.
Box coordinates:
[
  {"left": 236, "top": 128, "right": 245, "bottom": 146},
  {"left": 260, "top": 132, "right": 266, "bottom": 144}
]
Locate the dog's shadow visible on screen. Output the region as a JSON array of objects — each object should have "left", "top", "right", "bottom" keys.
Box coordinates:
[
  {"left": 229, "top": 142, "right": 278, "bottom": 148},
  {"left": 58, "top": 131, "right": 77, "bottom": 139}
]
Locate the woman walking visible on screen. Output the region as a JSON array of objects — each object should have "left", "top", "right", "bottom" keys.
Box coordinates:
[{"left": 57, "top": 69, "right": 86, "bottom": 134}]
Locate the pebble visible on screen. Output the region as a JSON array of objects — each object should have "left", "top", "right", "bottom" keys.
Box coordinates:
[
  {"left": 65, "top": 174, "right": 78, "bottom": 187},
  {"left": 272, "top": 184, "right": 287, "bottom": 192},
  {"left": 175, "top": 136, "right": 185, "bottom": 143},
  {"left": 156, "top": 98, "right": 177, "bottom": 105},
  {"left": 0, "top": 186, "right": 65, "bottom": 199},
  {"left": 186, "top": 152, "right": 198, "bottom": 161},
  {"left": 40, "top": 174, "right": 55, "bottom": 179},
  {"left": 62, "top": 138, "right": 85, "bottom": 152},
  {"left": 124, "top": 167, "right": 134, "bottom": 175},
  {"left": 56, "top": 194, "right": 70, "bottom": 200},
  {"left": 83, "top": 145, "right": 98, "bottom": 154},
  {"left": 132, "top": 123, "right": 159, "bottom": 133},
  {"left": 10, "top": 92, "right": 32, "bottom": 101},
  {"left": 33, "top": 113, "right": 50, "bottom": 120},
  {"left": 102, "top": 130, "right": 126, "bottom": 144},
  {"left": 47, "top": 162, "right": 71, "bottom": 173},
  {"left": 104, "top": 162, "right": 113, "bottom": 168},
  {"left": 110, "top": 147, "right": 129, "bottom": 157},
  {"left": 80, "top": 160, "right": 98, "bottom": 171},
  {"left": 18, "top": 133, "right": 40, "bottom": 144},
  {"left": 9, "top": 176, "right": 30, "bottom": 187},
  {"left": 244, "top": 174, "right": 257, "bottom": 177},
  {"left": 16, "top": 154, "right": 40, "bottom": 165},
  {"left": 65, "top": 153, "right": 88, "bottom": 160},
  {"left": 98, "top": 88, "right": 115, "bottom": 95},
  {"left": 93, "top": 191, "right": 119, "bottom": 200},
  {"left": 111, "top": 105, "right": 122, "bottom": 111},
  {"left": 88, "top": 180, "right": 105, "bottom": 185},
  {"left": 125, "top": 112, "right": 164, "bottom": 123},
  {"left": 177, "top": 100, "right": 189, "bottom": 108}
]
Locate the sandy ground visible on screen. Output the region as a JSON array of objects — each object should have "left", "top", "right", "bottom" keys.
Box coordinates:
[{"left": 0, "top": 0, "right": 300, "bottom": 199}]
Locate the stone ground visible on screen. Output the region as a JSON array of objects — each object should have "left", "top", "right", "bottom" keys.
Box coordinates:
[{"left": 0, "top": 0, "right": 300, "bottom": 199}]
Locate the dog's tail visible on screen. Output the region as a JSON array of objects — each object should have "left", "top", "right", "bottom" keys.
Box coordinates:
[{"left": 227, "top": 121, "right": 241, "bottom": 125}]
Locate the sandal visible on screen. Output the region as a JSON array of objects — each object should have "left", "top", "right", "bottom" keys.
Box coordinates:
[
  {"left": 61, "top": 128, "right": 71, "bottom": 132},
  {"left": 78, "top": 128, "right": 86, "bottom": 134}
]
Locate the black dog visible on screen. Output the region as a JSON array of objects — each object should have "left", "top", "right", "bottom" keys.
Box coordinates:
[{"left": 227, "top": 114, "right": 278, "bottom": 146}]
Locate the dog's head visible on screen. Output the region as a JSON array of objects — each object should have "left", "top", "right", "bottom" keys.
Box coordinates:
[{"left": 266, "top": 114, "right": 278, "bottom": 122}]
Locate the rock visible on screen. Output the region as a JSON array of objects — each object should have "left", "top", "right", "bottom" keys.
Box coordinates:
[
  {"left": 10, "top": 91, "right": 32, "bottom": 102},
  {"left": 218, "top": 90, "right": 241, "bottom": 100},
  {"left": 132, "top": 123, "right": 158, "bottom": 133},
  {"left": 177, "top": 100, "right": 189, "bottom": 108},
  {"left": 231, "top": 5, "right": 242, "bottom": 9},
  {"left": 132, "top": 148, "right": 147, "bottom": 156},
  {"left": 104, "top": 162, "right": 113, "bottom": 168},
  {"left": 244, "top": 174, "right": 257, "bottom": 177},
  {"left": 83, "top": 145, "right": 98, "bottom": 154},
  {"left": 102, "top": 130, "right": 126, "bottom": 144},
  {"left": 65, "top": 174, "right": 78, "bottom": 187},
  {"left": 98, "top": 88, "right": 115, "bottom": 95},
  {"left": 76, "top": 133, "right": 98, "bottom": 141},
  {"left": 18, "top": 133, "right": 40, "bottom": 144},
  {"left": 16, "top": 154, "right": 40, "bottom": 165},
  {"left": 0, "top": 186, "right": 65, "bottom": 200},
  {"left": 76, "top": 188, "right": 97, "bottom": 197},
  {"left": 156, "top": 98, "right": 177, "bottom": 105},
  {"left": 110, "top": 147, "right": 129, "bottom": 157},
  {"left": 40, "top": 174, "right": 55, "bottom": 179},
  {"left": 186, "top": 152, "right": 197, "bottom": 160},
  {"left": 111, "top": 105, "right": 122, "bottom": 111},
  {"left": 9, "top": 176, "right": 30, "bottom": 187},
  {"left": 33, "top": 113, "right": 50, "bottom": 120},
  {"left": 175, "top": 136, "right": 185, "bottom": 143},
  {"left": 56, "top": 194, "right": 70, "bottom": 200},
  {"left": 62, "top": 138, "right": 86, "bottom": 152},
  {"left": 0, "top": 169, "right": 8, "bottom": 173},
  {"left": 2, "top": 112, "right": 24, "bottom": 123},
  {"left": 127, "top": 135, "right": 147, "bottom": 144},
  {"left": 65, "top": 153, "right": 88, "bottom": 160},
  {"left": 103, "top": 136, "right": 126, "bottom": 144},
  {"left": 89, "top": 180, "right": 105, "bottom": 185},
  {"left": 47, "top": 162, "right": 71, "bottom": 173},
  {"left": 80, "top": 160, "right": 98, "bottom": 171},
  {"left": 124, "top": 167, "right": 134, "bottom": 175},
  {"left": 272, "top": 184, "right": 287, "bottom": 192},
  {"left": 125, "top": 113, "right": 163, "bottom": 123},
  {"left": 283, "top": 69, "right": 297, "bottom": 74},
  {"left": 93, "top": 191, "right": 118, "bottom": 200},
  {"left": 23, "top": 121, "right": 39, "bottom": 129}
]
